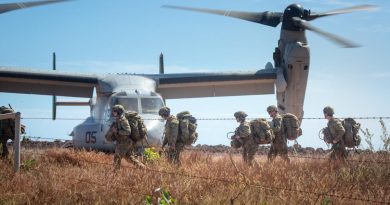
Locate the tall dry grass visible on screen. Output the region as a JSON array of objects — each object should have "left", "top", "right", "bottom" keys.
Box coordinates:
[{"left": 0, "top": 147, "right": 389, "bottom": 204}]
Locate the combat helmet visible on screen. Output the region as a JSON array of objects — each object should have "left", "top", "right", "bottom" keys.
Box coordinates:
[
  {"left": 112, "top": 104, "right": 125, "bottom": 115},
  {"left": 158, "top": 107, "right": 170, "bottom": 117},
  {"left": 267, "top": 105, "right": 278, "bottom": 113},
  {"left": 234, "top": 111, "right": 247, "bottom": 120},
  {"left": 323, "top": 106, "right": 334, "bottom": 116}
]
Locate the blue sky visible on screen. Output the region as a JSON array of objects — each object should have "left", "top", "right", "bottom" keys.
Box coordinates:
[{"left": 1, "top": 0, "right": 389, "bottom": 149}]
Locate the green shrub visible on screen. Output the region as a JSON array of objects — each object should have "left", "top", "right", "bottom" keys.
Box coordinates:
[
  {"left": 145, "top": 189, "right": 176, "bottom": 205},
  {"left": 21, "top": 159, "right": 37, "bottom": 171},
  {"left": 144, "top": 147, "right": 160, "bottom": 162}
]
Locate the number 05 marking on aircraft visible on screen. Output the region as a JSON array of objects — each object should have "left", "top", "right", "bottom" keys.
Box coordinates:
[{"left": 85, "top": 131, "right": 97, "bottom": 143}]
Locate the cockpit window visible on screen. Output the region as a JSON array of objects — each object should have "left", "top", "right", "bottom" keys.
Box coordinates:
[
  {"left": 141, "top": 98, "right": 164, "bottom": 114},
  {"left": 114, "top": 97, "right": 139, "bottom": 112}
]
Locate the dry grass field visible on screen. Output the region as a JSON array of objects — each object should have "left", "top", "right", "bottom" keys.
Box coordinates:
[{"left": 0, "top": 147, "right": 389, "bottom": 205}]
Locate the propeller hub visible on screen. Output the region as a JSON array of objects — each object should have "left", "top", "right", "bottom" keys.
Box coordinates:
[{"left": 282, "top": 4, "right": 310, "bottom": 31}]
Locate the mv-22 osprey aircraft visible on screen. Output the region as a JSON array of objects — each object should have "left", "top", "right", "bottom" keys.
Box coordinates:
[{"left": 0, "top": 1, "right": 375, "bottom": 151}]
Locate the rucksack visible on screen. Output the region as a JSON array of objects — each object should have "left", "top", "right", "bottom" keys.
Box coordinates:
[
  {"left": 124, "top": 111, "right": 147, "bottom": 142},
  {"left": 250, "top": 118, "right": 274, "bottom": 144},
  {"left": 342, "top": 118, "right": 361, "bottom": 148},
  {"left": 281, "top": 113, "right": 302, "bottom": 140},
  {"left": 0, "top": 106, "right": 14, "bottom": 114},
  {"left": 0, "top": 106, "right": 15, "bottom": 140},
  {"left": 176, "top": 111, "right": 198, "bottom": 145},
  {"left": 230, "top": 138, "right": 242, "bottom": 148}
]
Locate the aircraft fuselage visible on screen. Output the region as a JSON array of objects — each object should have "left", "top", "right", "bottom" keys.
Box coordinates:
[
  {"left": 276, "top": 29, "right": 310, "bottom": 120},
  {"left": 70, "top": 75, "right": 165, "bottom": 151},
  {"left": 275, "top": 4, "right": 311, "bottom": 120}
]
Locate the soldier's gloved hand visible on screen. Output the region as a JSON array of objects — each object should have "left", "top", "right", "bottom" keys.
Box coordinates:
[{"left": 332, "top": 139, "right": 338, "bottom": 144}]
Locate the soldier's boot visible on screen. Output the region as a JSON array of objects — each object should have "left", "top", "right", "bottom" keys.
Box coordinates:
[
  {"left": 173, "top": 151, "right": 181, "bottom": 166},
  {"left": 114, "top": 155, "right": 121, "bottom": 170},
  {"left": 128, "top": 155, "right": 146, "bottom": 169}
]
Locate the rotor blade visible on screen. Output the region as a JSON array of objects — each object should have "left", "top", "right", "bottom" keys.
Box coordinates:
[
  {"left": 292, "top": 17, "right": 359, "bottom": 48},
  {"left": 307, "top": 5, "right": 378, "bottom": 21},
  {"left": 162, "top": 5, "right": 282, "bottom": 27},
  {"left": 0, "top": 0, "right": 68, "bottom": 14}
]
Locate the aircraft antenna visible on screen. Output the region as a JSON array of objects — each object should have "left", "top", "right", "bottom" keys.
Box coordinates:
[
  {"left": 159, "top": 53, "right": 164, "bottom": 74},
  {"left": 52, "top": 52, "right": 57, "bottom": 120}
]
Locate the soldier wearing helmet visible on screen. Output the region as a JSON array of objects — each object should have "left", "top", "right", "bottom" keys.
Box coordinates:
[
  {"left": 323, "top": 106, "right": 334, "bottom": 116},
  {"left": 233, "top": 111, "right": 256, "bottom": 166},
  {"left": 159, "top": 107, "right": 182, "bottom": 165},
  {"left": 267, "top": 105, "right": 290, "bottom": 163},
  {"left": 323, "top": 106, "right": 346, "bottom": 162},
  {"left": 0, "top": 105, "right": 26, "bottom": 160},
  {"left": 158, "top": 106, "right": 171, "bottom": 118},
  {"left": 105, "top": 104, "right": 145, "bottom": 170}
]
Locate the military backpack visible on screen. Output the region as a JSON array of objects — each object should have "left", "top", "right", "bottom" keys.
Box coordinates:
[
  {"left": 124, "top": 111, "right": 147, "bottom": 142},
  {"left": 342, "top": 118, "right": 361, "bottom": 148},
  {"left": 230, "top": 138, "right": 242, "bottom": 148},
  {"left": 281, "top": 113, "right": 302, "bottom": 141},
  {"left": 250, "top": 118, "right": 274, "bottom": 144},
  {"left": 0, "top": 106, "right": 14, "bottom": 115},
  {"left": 176, "top": 111, "right": 198, "bottom": 145}
]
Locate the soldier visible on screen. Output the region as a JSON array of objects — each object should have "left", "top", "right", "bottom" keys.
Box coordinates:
[
  {"left": 105, "top": 104, "right": 145, "bottom": 170},
  {"left": 0, "top": 106, "right": 25, "bottom": 160},
  {"left": 323, "top": 106, "right": 346, "bottom": 162},
  {"left": 267, "top": 105, "right": 290, "bottom": 163},
  {"left": 0, "top": 106, "right": 15, "bottom": 159},
  {"left": 233, "top": 111, "right": 256, "bottom": 166},
  {"left": 159, "top": 107, "right": 182, "bottom": 165}
]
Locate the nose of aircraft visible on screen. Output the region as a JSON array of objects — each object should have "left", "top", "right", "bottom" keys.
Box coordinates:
[{"left": 143, "top": 116, "right": 165, "bottom": 146}]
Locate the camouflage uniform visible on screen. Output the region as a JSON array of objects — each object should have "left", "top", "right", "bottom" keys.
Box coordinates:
[
  {"left": 162, "top": 115, "right": 182, "bottom": 164},
  {"left": 0, "top": 119, "right": 14, "bottom": 159},
  {"left": 236, "top": 121, "right": 257, "bottom": 166},
  {"left": 233, "top": 111, "right": 257, "bottom": 166},
  {"left": 106, "top": 105, "right": 145, "bottom": 170},
  {"left": 268, "top": 114, "right": 290, "bottom": 163},
  {"left": 327, "top": 118, "right": 346, "bottom": 162},
  {"left": 323, "top": 106, "right": 347, "bottom": 162}
]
